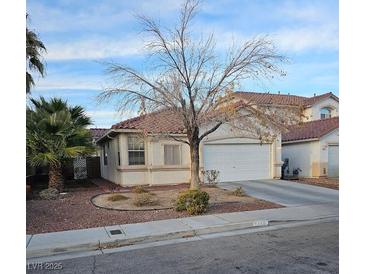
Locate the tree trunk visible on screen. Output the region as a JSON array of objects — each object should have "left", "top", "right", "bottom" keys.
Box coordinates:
[
  {"left": 190, "top": 140, "right": 201, "bottom": 190},
  {"left": 48, "top": 163, "right": 64, "bottom": 192}
]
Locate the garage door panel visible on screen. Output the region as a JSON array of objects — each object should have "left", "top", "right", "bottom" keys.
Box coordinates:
[
  {"left": 328, "top": 145, "right": 339, "bottom": 178},
  {"left": 203, "top": 143, "right": 271, "bottom": 182}
]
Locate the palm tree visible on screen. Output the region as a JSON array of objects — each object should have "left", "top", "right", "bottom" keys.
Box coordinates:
[
  {"left": 27, "top": 97, "right": 94, "bottom": 191},
  {"left": 26, "top": 14, "right": 46, "bottom": 93}
]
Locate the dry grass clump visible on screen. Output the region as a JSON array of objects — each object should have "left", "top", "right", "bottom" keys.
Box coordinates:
[
  {"left": 133, "top": 185, "right": 149, "bottom": 194},
  {"left": 107, "top": 194, "right": 129, "bottom": 202},
  {"left": 229, "top": 187, "right": 246, "bottom": 197},
  {"left": 133, "top": 193, "right": 160, "bottom": 207}
]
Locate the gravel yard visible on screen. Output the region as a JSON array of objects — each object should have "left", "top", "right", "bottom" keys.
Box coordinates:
[
  {"left": 291, "top": 177, "right": 339, "bottom": 190},
  {"left": 27, "top": 179, "right": 283, "bottom": 234}
]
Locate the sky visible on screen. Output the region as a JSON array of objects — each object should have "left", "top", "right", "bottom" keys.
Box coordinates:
[{"left": 27, "top": 0, "right": 339, "bottom": 128}]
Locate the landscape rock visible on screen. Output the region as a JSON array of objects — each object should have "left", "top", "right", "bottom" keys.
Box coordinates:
[{"left": 39, "top": 188, "right": 59, "bottom": 200}]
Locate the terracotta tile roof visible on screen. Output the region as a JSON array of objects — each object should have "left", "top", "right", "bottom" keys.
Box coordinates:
[
  {"left": 108, "top": 92, "right": 338, "bottom": 136},
  {"left": 234, "top": 91, "right": 338, "bottom": 107},
  {"left": 282, "top": 117, "right": 339, "bottom": 142},
  {"left": 111, "top": 109, "right": 185, "bottom": 134},
  {"left": 89, "top": 128, "right": 109, "bottom": 140}
]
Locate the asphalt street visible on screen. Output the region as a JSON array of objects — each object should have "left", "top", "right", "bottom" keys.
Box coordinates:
[{"left": 27, "top": 220, "right": 339, "bottom": 274}]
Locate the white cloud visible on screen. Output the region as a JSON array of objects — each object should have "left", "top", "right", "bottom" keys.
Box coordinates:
[
  {"left": 86, "top": 109, "right": 138, "bottom": 128},
  {"left": 28, "top": 0, "right": 181, "bottom": 33},
  {"left": 86, "top": 110, "right": 120, "bottom": 119},
  {"left": 32, "top": 72, "right": 105, "bottom": 91},
  {"left": 276, "top": 1, "right": 336, "bottom": 23},
  {"left": 87, "top": 109, "right": 137, "bottom": 120},
  {"left": 35, "top": 80, "right": 102, "bottom": 91},
  {"left": 46, "top": 36, "right": 146, "bottom": 60},
  {"left": 274, "top": 24, "right": 338, "bottom": 52}
]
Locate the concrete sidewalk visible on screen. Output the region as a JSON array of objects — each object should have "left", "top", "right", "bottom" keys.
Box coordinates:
[{"left": 26, "top": 203, "right": 338, "bottom": 259}]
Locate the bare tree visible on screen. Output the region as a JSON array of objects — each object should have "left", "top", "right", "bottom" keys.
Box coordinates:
[{"left": 99, "top": 0, "right": 294, "bottom": 190}]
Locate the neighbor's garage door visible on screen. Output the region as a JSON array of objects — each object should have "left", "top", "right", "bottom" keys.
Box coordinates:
[
  {"left": 328, "top": 145, "right": 339, "bottom": 178},
  {"left": 203, "top": 143, "right": 271, "bottom": 182}
]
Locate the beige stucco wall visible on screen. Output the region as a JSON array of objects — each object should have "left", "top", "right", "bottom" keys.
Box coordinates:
[
  {"left": 282, "top": 141, "right": 319, "bottom": 177},
  {"left": 100, "top": 120, "right": 282, "bottom": 186},
  {"left": 303, "top": 97, "right": 339, "bottom": 121},
  {"left": 318, "top": 129, "right": 339, "bottom": 177},
  {"left": 282, "top": 129, "right": 339, "bottom": 178},
  {"left": 100, "top": 134, "right": 191, "bottom": 186},
  {"left": 100, "top": 137, "right": 122, "bottom": 184}
]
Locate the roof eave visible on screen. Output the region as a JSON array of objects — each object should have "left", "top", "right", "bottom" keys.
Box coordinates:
[
  {"left": 282, "top": 138, "right": 320, "bottom": 144},
  {"left": 95, "top": 129, "right": 187, "bottom": 144}
]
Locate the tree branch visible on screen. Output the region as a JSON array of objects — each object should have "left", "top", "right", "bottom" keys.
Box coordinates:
[
  {"left": 167, "top": 134, "right": 190, "bottom": 145},
  {"left": 199, "top": 122, "right": 222, "bottom": 141}
]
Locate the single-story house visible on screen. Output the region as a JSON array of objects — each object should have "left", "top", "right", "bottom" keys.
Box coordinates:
[
  {"left": 282, "top": 117, "right": 339, "bottom": 178},
  {"left": 96, "top": 108, "right": 282, "bottom": 186}
]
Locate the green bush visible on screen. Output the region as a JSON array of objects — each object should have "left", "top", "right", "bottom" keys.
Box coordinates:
[
  {"left": 133, "top": 185, "right": 149, "bottom": 194},
  {"left": 107, "top": 194, "right": 128, "bottom": 202},
  {"left": 175, "top": 190, "right": 210, "bottom": 215},
  {"left": 133, "top": 193, "right": 159, "bottom": 207},
  {"left": 230, "top": 186, "right": 246, "bottom": 197}
]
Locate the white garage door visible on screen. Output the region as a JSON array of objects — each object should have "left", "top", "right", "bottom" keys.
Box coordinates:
[
  {"left": 328, "top": 145, "right": 339, "bottom": 178},
  {"left": 203, "top": 143, "right": 271, "bottom": 182}
]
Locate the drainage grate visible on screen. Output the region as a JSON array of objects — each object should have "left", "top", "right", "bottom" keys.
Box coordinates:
[{"left": 109, "top": 229, "right": 123, "bottom": 235}]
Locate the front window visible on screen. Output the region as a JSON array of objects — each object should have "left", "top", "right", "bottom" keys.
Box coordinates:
[
  {"left": 320, "top": 108, "right": 331, "bottom": 119},
  {"left": 164, "top": 145, "right": 181, "bottom": 165},
  {"left": 128, "top": 136, "right": 145, "bottom": 165}
]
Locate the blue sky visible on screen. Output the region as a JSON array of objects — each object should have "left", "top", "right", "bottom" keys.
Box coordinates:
[{"left": 27, "top": 0, "right": 338, "bottom": 128}]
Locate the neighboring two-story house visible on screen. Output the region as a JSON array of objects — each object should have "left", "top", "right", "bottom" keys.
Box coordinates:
[
  {"left": 231, "top": 91, "right": 339, "bottom": 178},
  {"left": 95, "top": 91, "right": 339, "bottom": 186},
  {"left": 281, "top": 92, "right": 339, "bottom": 178}
]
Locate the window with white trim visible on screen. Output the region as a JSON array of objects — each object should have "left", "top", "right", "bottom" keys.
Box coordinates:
[
  {"left": 164, "top": 145, "right": 181, "bottom": 165},
  {"left": 128, "top": 136, "right": 145, "bottom": 165},
  {"left": 320, "top": 107, "right": 332, "bottom": 119}
]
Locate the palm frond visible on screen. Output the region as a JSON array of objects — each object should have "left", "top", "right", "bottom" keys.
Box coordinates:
[
  {"left": 27, "top": 152, "right": 60, "bottom": 167},
  {"left": 26, "top": 97, "right": 95, "bottom": 168},
  {"left": 26, "top": 20, "right": 46, "bottom": 93}
]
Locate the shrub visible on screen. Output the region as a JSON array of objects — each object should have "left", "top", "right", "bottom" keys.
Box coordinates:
[
  {"left": 107, "top": 194, "right": 128, "bottom": 202},
  {"left": 133, "top": 185, "right": 149, "bottom": 194},
  {"left": 175, "top": 190, "right": 209, "bottom": 215},
  {"left": 133, "top": 193, "right": 159, "bottom": 207},
  {"left": 230, "top": 186, "right": 246, "bottom": 197},
  {"left": 202, "top": 170, "right": 220, "bottom": 186},
  {"left": 39, "top": 188, "right": 59, "bottom": 200}
]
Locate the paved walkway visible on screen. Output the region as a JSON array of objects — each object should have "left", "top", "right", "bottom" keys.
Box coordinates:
[
  {"left": 219, "top": 179, "right": 339, "bottom": 207},
  {"left": 27, "top": 203, "right": 338, "bottom": 259}
]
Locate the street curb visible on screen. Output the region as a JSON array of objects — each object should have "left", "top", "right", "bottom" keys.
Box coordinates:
[{"left": 26, "top": 219, "right": 268, "bottom": 259}]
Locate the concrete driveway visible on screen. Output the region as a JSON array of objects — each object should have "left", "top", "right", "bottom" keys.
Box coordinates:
[{"left": 219, "top": 179, "right": 339, "bottom": 207}]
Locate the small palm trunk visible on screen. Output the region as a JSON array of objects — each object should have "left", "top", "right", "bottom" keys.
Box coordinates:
[{"left": 48, "top": 164, "right": 64, "bottom": 192}]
